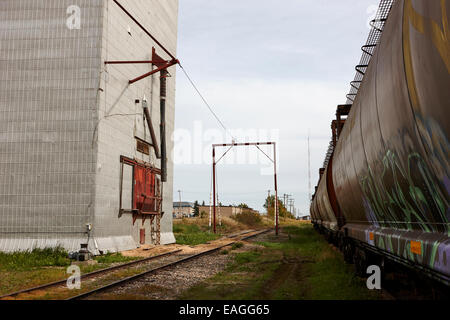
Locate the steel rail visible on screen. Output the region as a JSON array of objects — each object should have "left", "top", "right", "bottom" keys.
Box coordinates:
[
  {"left": 0, "top": 249, "right": 182, "bottom": 300},
  {"left": 67, "top": 229, "right": 272, "bottom": 300}
]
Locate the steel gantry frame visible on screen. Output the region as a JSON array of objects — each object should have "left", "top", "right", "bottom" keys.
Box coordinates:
[{"left": 212, "top": 142, "right": 279, "bottom": 235}]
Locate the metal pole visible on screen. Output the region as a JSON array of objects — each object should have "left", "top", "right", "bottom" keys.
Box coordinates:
[
  {"left": 160, "top": 69, "right": 167, "bottom": 182},
  {"left": 178, "top": 190, "right": 182, "bottom": 217},
  {"left": 213, "top": 147, "right": 217, "bottom": 234},
  {"left": 208, "top": 191, "right": 212, "bottom": 228},
  {"left": 273, "top": 143, "right": 279, "bottom": 236},
  {"left": 308, "top": 133, "right": 311, "bottom": 203}
]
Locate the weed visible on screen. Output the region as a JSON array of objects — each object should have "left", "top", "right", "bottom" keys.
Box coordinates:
[
  {"left": 0, "top": 247, "right": 70, "bottom": 271},
  {"left": 234, "top": 251, "right": 261, "bottom": 264},
  {"left": 175, "top": 233, "right": 220, "bottom": 246},
  {"left": 232, "top": 211, "right": 263, "bottom": 227},
  {"left": 231, "top": 242, "right": 244, "bottom": 250},
  {"left": 94, "top": 253, "right": 137, "bottom": 264}
]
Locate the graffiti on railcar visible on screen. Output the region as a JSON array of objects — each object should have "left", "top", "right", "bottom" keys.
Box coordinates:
[{"left": 360, "top": 149, "right": 449, "bottom": 234}]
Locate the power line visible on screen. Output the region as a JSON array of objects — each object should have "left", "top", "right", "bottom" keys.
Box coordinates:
[{"left": 178, "top": 64, "right": 236, "bottom": 142}]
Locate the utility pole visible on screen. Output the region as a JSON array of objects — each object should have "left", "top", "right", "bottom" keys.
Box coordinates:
[
  {"left": 284, "top": 194, "right": 292, "bottom": 208},
  {"left": 288, "top": 199, "right": 295, "bottom": 215},
  {"left": 213, "top": 148, "right": 216, "bottom": 233},
  {"left": 178, "top": 190, "right": 182, "bottom": 217},
  {"left": 308, "top": 132, "right": 312, "bottom": 203}
]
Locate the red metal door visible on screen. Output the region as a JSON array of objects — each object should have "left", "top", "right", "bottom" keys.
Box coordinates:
[
  {"left": 133, "top": 166, "right": 146, "bottom": 210},
  {"left": 133, "top": 166, "right": 157, "bottom": 214},
  {"left": 140, "top": 228, "right": 145, "bottom": 244},
  {"left": 141, "top": 170, "right": 155, "bottom": 213}
]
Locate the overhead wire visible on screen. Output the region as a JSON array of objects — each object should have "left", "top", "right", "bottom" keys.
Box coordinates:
[{"left": 178, "top": 64, "right": 237, "bottom": 142}]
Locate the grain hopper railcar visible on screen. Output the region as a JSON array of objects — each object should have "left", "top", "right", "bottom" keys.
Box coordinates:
[{"left": 311, "top": 0, "right": 450, "bottom": 287}]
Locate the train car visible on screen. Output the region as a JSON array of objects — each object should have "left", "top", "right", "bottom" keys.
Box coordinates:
[
  {"left": 314, "top": 166, "right": 339, "bottom": 241},
  {"left": 311, "top": 0, "right": 449, "bottom": 287}
]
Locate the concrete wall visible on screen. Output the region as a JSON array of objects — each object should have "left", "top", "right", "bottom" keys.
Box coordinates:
[{"left": 0, "top": 0, "right": 178, "bottom": 253}]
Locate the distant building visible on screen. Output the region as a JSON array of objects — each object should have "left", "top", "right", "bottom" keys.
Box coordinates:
[
  {"left": 301, "top": 215, "right": 311, "bottom": 221},
  {"left": 198, "top": 205, "right": 259, "bottom": 219},
  {"left": 173, "top": 202, "right": 195, "bottom": 219}
]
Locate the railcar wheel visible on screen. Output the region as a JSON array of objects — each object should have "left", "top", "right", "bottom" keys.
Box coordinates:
[
  {"left": 337, "top": 233, "right": 344, "bottom": 252},
  {"left": 354, "top": 247, "right": 368, "bottom": 277},
  {"left": 326, "top": 231, "right": 333, "bottom": 243},
  {"left": 343, "top": 240, "right": 354, "bottom": 264}
]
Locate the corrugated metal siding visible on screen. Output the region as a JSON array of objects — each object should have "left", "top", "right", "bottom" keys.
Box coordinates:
[{"left": 0, "top": 0, "right": 103, "bottom": 248}]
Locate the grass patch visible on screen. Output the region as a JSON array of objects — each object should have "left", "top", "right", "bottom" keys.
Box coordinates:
[
  {"left": 175, "top": 233, "right": 221, "bottom": 246},
  {"left": 180, "top": 223, "right": 382, "bottom": 300},
  {"left": 234, "top": 251, "right": 261, "bottom": 264},
  {"left": 94, "top": 253, "right": 137, "bottom": 264},
  {"left": 0, "top": 248, "right": 140, "bottom": 296},
  {"left": 231, "top": 242, "right": 244, "bottom": 250},
  {"left": 173, "top": 223, "right": 221, "bottom": 245},
  {"left": 232, "top": 211, "right": 263, "bottom": 227},
  {"left": 0, "top": 247, "right": 70, "bottom": 272}
]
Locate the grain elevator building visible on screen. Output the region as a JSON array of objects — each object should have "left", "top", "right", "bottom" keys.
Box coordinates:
[{"left": 0, "top": 0, "right": 179, "bottom": 253}]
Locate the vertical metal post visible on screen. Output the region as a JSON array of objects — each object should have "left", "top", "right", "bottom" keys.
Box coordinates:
[
  {"left": 213, "top": 147, "right": 217, "bottom": 234},
  {"left": 308, "top": 133, "right": 311, "bottom": 203},
  {"left": 273, "top": 143, "right": 279, "bottom": 236},
  {"left": 160, "top": 69, "right": 167, "bottom": 182},
  {"left": 208, "top": 191, "right": 212, "bottom": 227},
  {"left": 178, "top": 190, "right": 182, "bottom": 217}
]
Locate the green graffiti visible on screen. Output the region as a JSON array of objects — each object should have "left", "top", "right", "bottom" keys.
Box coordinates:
[
  {"left": 429, "top": 241, "right": 440, "bottom": 268},
  {"left": 360, "top": 150, "right": 448, "bottom": 233}
]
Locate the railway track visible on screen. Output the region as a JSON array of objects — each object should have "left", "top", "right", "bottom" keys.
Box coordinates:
[
  {"left": 0, "top": 228, "right": 271, "bottom": 300},
  {"left": 0, "top": 249, "right": 182, "bottom": 300},
  {"left": 68, "top": 228, "right": 271, "bottom": 300}
]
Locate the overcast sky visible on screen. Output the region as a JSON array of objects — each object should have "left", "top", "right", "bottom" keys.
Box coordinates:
[{"left": 172, "top": 0, "right": 379, "bottom": 216}]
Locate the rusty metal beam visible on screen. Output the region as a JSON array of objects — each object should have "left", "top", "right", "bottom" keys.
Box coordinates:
[
  {"left": 129, "top": 60, "right": 178, "bottom": 84},
  {"left": 212, "top": 142, "right": 274, "bottom": 147},
  {"left": 142, "top": 102, "right": 160, "bottom": 159},
  {"left": 105, "top": 60, "right": 154, "bottom": 65}
]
